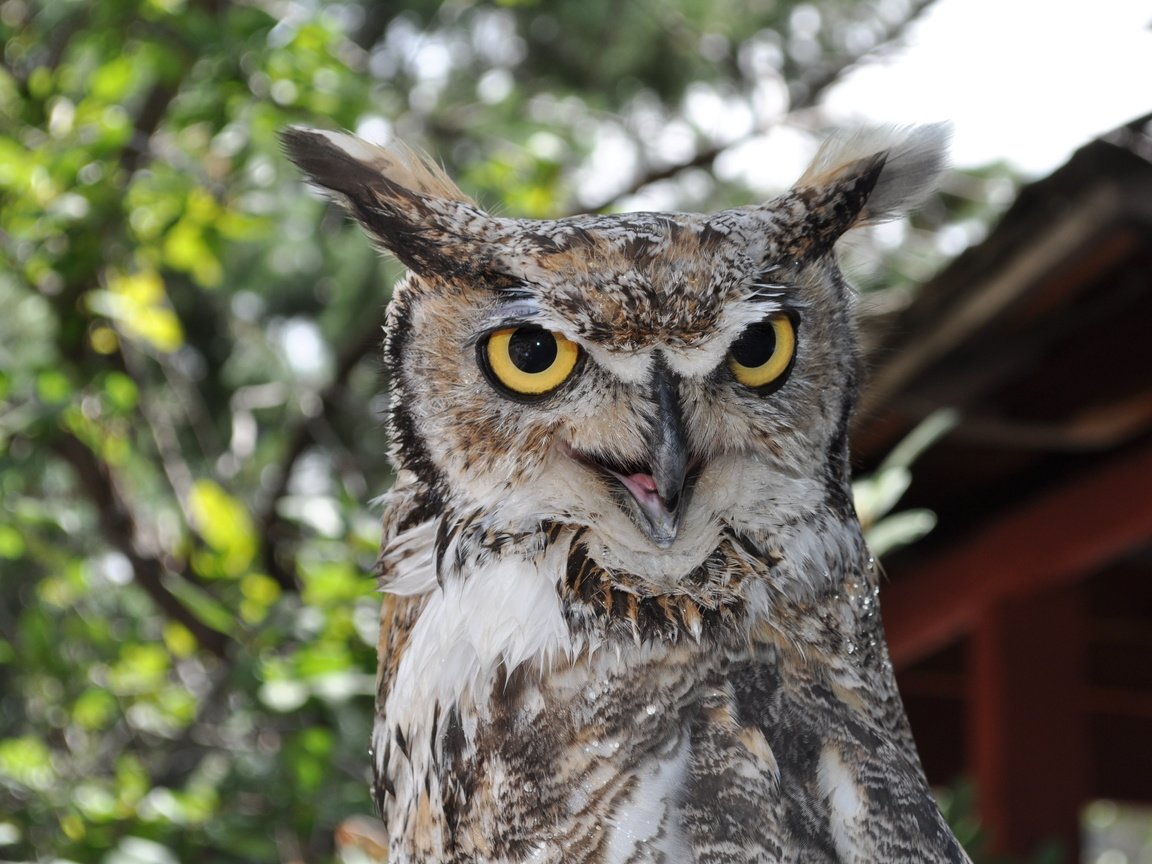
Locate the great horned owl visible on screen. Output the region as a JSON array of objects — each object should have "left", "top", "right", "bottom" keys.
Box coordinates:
[{"left": 284, "top": 125, "right": 968, "bottom": 863}]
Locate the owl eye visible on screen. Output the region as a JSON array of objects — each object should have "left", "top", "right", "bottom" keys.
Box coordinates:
[
  {"left": 480, "top": 326, "right": 582, "bottom": 399},
  {"left": 728, "top": 313, "right": 798, "bottom": 391}
]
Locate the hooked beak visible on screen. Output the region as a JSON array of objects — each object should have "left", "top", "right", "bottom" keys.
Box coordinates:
[{"left": 572, "top": 356, "right": 692, "bottom": 549}]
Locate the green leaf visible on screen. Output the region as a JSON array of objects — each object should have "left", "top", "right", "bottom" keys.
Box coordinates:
[
  {"left": 188, "top": 479, "right": 256, "bottom": 576},
  {"left": 865, "top": 509, "right": 938, "bottom": 558},
  {"left": 159, "top": 573, "right": 235, "bottom": 634},
  {"left": 90, "top": 56, "right": 139, "bottom": 104},
  {"left": 107, "top": 643, "right": 170, "bottom": 695},
  {"left": 0, "top": 736, "right": 54, "bottom": 791},
  {"left": 852, "top": 465, "right": 911, "bottom": 527},
  {"left": 101, "top": 372, "right": 139, "bottom": 413},
  {"left": 162, "top": 220, "right": 222, "bottom": 288},
  {"left": 0, "top": 525, "right": 26, "bottom": 559},
  {"left": 35, "top": 369, "right": 73, "bottom": 404},
  {"left": 73, "top": 688, "right": 119, "bottom": 730},
  {"left": 161, "top": 622, "right": 197, "bottom": 658},
  {"left": 88, "top": 270, "right": 185, "bottom": 353}
]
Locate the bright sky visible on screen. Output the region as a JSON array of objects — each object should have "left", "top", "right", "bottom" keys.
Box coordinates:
[{"left": 823, "top": 0, "right": 1152, "bottom": 176}]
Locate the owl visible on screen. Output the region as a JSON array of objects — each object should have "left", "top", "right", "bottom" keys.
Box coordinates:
[{"left": 283, "top": 124, "right": 969, "bottom": 863}]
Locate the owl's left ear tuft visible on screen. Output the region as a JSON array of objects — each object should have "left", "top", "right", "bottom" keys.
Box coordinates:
[
  {"left": 789, "top": 123, "right": 950, "bottom": 251},
  {"left": 280, "top": 127, "right": 486, "bottom": 276},
  {"left": 280, "top": 126, "right": 474, "bottom": 208}
]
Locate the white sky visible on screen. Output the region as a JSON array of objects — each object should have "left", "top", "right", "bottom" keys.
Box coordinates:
[
  {"left": 603, "top": 0, "right": 1151, "bottom": 211},
  {"left": 823, "top": 0, "right": 1152, "bottom": 176}
]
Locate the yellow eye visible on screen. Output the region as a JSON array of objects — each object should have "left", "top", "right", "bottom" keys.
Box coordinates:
[
  {"left": 728, "top": 313, "right": 797, "bottom": 390},
  {"left": 481, "top": 326, "right": 582, "bottom": 399}
]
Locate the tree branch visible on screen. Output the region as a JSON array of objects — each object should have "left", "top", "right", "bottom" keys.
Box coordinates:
[
  {"left": 788, "top": 0, "right": 940, "bottom": 113},
  {"left": 118, "top": 81, "right": 181, "bottom": 175},
  {"left": 583, "top": 0, "right": 940, "bottom": 213},
  {"left": 352, "top": 5, "right": 394, "bottom": 51},
  {"left": 116, "top": 0, "right": 227, "bottom": 174},
  {"left": 257, "top": 313, "right": 386, "bottom": 593},
  {"left": 53, "top": 431, "right": 232, "bottom": 660}
]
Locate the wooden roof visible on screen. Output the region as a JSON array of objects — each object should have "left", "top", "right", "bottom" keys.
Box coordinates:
[{"left": 855, "top": 114, "right": 1152, "bottom": 857}]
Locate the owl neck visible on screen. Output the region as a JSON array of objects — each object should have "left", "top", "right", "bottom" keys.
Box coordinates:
[
  {"left": 374, "top": 497, "right": 884, "bottom": 814},
  {"left": 563, "top": 504, "right": 872, "bottom": 644},
  {"left": 417, "top": 489, "right": 872, "bottom": 651}
]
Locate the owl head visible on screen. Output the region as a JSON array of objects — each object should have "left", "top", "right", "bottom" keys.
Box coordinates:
[{"left": 284, "top": 126, "right": 947, "bottom": 588}]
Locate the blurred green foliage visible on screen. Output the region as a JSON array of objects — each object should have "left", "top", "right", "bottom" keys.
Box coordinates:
[{"left": 0, "top": 0, "right": 1010, "bottom": 860}]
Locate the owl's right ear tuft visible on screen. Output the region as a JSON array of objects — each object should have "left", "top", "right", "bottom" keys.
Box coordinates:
[
  {"left": 784, "top": 124, "right": 950, "bottom": 257},
  {"left": 798, "top": 123, "right": 951, "bottom": 225},
  {"left": 280, "top": 127, "right": 486, "bottom": 276}
]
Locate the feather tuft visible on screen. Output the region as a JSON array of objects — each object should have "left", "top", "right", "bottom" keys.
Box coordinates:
[
  {"left": 797, "top": 123, "right": 951, "bottom": 224},
  {"left": 280, "top": 126, "right": 473, "bottom": 205}
]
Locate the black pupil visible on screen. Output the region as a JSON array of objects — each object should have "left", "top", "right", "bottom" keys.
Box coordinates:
[
  {"left": 731, "top": 321, "right": 778, "bottom": 367},
  {"left": 508, "top": 328, "right": 558, "bottom": 374}
]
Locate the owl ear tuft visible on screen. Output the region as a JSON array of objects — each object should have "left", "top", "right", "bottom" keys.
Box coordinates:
[
  {"left": 789, "top": 124, "right": 950, "bottom": 251},
  {"left": 280, "top": 127, "right": 488, "bottom": 276}
]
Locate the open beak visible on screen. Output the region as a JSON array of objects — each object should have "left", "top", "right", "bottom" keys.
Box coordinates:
[{"left": 574, "top": 356, "right": 692, "bottom": 549}]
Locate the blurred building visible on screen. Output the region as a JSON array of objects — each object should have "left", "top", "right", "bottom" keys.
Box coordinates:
[{"left": 858, "top": 114, "right": 1152, "bottom": 863}]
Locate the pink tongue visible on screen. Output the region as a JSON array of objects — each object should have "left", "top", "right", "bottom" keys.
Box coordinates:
[{"left": 626, "top": 472, "right": 659, "bottom": 496}]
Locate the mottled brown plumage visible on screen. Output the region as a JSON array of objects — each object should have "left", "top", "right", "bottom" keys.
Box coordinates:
[{"left": 283, "top": 124, "right": 968, "bottom": 863}]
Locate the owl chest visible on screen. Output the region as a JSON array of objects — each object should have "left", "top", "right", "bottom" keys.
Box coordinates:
[{"left": 377, "top": 622, "right": 788, "bottom": 864}]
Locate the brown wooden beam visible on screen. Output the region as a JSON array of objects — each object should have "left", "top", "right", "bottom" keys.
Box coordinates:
[
  {"left": 882, "top": 438, "right": 1152, "bottom": 667},
  {"left": 1089, "top": 714, "right": 1152, "bottom": 801},
  {"left": 900, "top": 672, "right": 1152, "bottom": 721},
  {"left": 969, "top": 587, "right": 1087, "bottom": 862},
  {"left": 902, "top": 690, "right": 967, "bottom": 789},
  {"left": 859, "top": 183, "right": 1127, "bottom": 420}
]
